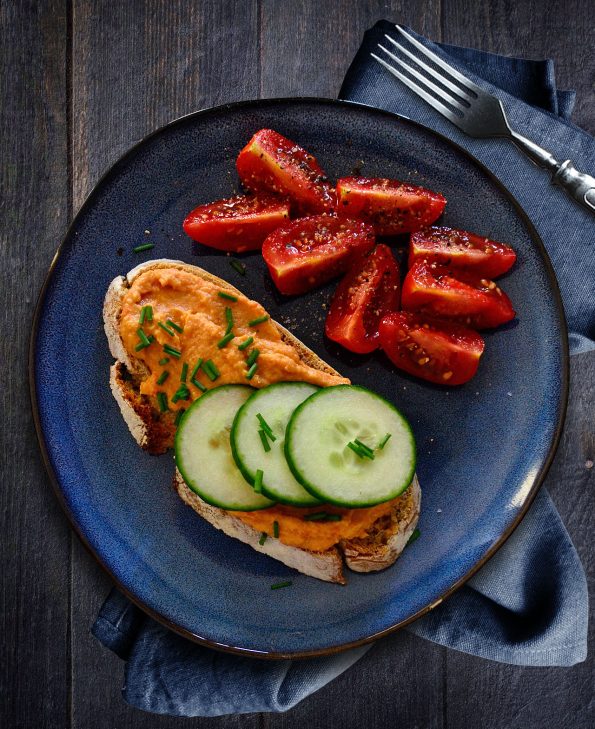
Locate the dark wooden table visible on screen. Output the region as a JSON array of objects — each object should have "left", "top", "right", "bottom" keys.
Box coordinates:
[{"left": 2, "top": 1, "right": 593, "bottom": 727}]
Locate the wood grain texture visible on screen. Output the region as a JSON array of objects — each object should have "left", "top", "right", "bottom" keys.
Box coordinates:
[
  {"left": 442, "top": 0, "right": 595, "bottom": 134},
  {"left": 0, "top": 1, "right": 72, "bottom": 728},
  {"left": 264, "top": 631, "right": 445, "bottom": 729},
  {"left": 259, "top": 0, "right": 441, "bottom": 98},
  {"left": 71, "top": 0, "right": 260, "bottom": 210}
]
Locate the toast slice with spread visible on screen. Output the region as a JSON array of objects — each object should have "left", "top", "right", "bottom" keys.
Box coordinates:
[{"left": 104, "top": 259, "right": 421, "bottom": 583}]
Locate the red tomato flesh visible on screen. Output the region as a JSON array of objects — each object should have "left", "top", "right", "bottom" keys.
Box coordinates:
[
  {"left": 409, "top": 226, "right": 516, "bottom": 278},
  {"left": 379, "top": 312, "right": 485, "bottom": 385},
  {"left": 402, "top": 260, "right": 515, "bottom": 329},
  {"left": 182, "top": 194, "right": 290, "bottom": 252},
  {"left": 262, "top": 215, "right": 375, "bottom": 295},
  {"left": 236, "top": 129, "right": 335, "bottom": 214},
  {"left": 325, "top": 244, "right": 400, "bottom": 354},
  {"left": 336, "top": 177, "right": 446, "bottom": 235}
]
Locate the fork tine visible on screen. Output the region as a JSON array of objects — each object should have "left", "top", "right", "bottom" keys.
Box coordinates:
[
  {"left": 394, "top": 25, "right": 484, "bottom": 96},
  {"left": 377, "top": 44, "right": 468, "bottom": 112},
  {"left": 384, "top": 35, "right": 474, "bottom": 103},
  {"left": 371, "top": 52, "right": 461, "bottom": 125}
]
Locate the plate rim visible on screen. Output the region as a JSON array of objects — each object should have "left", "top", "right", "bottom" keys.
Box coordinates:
[{"left": 28, "top": 96, "right": 570, "bottom": 659}]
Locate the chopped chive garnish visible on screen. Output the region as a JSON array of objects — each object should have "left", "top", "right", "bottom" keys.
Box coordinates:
[
  {"left": 218, "top": 291, "right": 238, "bottom": 302},
  {"left": 406, "top": 528, "right": 421, "bottom": 547},
  {"left": 354, "top": 439, "right": 375, "bottom": 458},
  {"left": 162, "top": 346, "right": 180, "bottom": 358},
  {"left": 158, "top": 321, "right": 175, "bottom": 337},
  {"left": 256, "top": 413, "right": 276, "bottom": 441},
  {"left": 246, "top": 348, "right": 260, "bottom": 367},
  {"left": 171, "top": 384, "right": 191, "bottom": 404},
  {"left": 139, "top": 305, "right": 153, "bottom": 324},
  {"left": 378, "top": 433, "right": 392, "bottom": 450},
  {"left": 191, "top": 377, "right": 207, "bottom": 392},
  {"left": 133, "top": 243, "right": 155, "bottom": 253},
  {"left": 135, "top": 340, "right": 152, "bottom": 351},
  {"left": 157, "top": 370, "right": 170, "bottom": 385},
  {"left": 163, "top": 344, "right": 182, "bottom": 358},
  {"left": 246, "top": 363, "right": 258, "bottom": 380},
  {"left": 237, "top": 336, "right": 254, "bottom": 351},
  {"left": 157, "top": 392, "right": 168, "bottom": 412},
  {"left": 137, "top": 327, "right": 151, "bottom": 345},
  {"left": 258, "top": 429, "right": 271, "bottom": 453},
  {"left": 259, "top": 532, "right": 268, "bottom": 546},
  {"left": 254, "top": 469, "right": 264, "bottom": 493},
  {"left": 217, "top": 331, "right": 235, "bottom": 349},
  {"left": 303, "top": 512, "right": 329, "bottom": 522},
  {"left": 271, "top": 581, "right": 292, "bottom": 590},
  {"left": 248, "top": 315, "right": 269, "bottom": 327},
  {"left": 224, "top": 307, "right": 234, "bottom": 334},
  {"left": 180, "top": 363, "right": 188, "bottom": 382},
  {"left": 201, "top": 359, "right": 220, "bottom": 381},
  {"left": 190, "top": 359, "right": 203, "bottom": 380},
  {"left": 347, "top": 441, "right": 374, "bottom": 460},
  {"left": 201, "top": 361, "right": 216, "bottom": 381},
  {"left": 273, "top": 521, "right": 279, "bottom": 539},
  {"left": 230, "top": 259, "right": 246, "bottom": 275},
  {"left": 301, "top": 512, "right": 342, "bottom": 523},
  {"left": 174, "top": 409, "right": 185, "bottom": 426},
  {"left": 158, "top": 357, "right": 170, "bottom": 365},
  {"left": 167, "top": 319, "right": 183, "bottom": 334}
]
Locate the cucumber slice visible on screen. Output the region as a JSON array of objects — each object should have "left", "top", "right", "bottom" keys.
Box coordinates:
[
  {"left": 175, "top": 385, "right": 275, "bottom": 511},
  {"left": 285, "top": 385, "right": 416, "bottom": 507},
  {"left": 231, "top": 382, "right": 322, "bottom": 506}
]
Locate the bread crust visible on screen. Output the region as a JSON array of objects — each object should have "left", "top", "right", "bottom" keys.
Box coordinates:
[
  {"left": 105, "top": 259, "right": 422, "bottom": 581},
  {"left": 173, "top": 470, "right": 346, "bottom": 584}
]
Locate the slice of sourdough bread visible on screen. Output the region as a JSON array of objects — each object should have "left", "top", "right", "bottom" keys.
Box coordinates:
[{"left": 104, "top": 259, "right": 421, "bottom": 584}]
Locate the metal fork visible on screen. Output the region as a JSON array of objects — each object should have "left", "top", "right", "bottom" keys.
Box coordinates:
[{"left": 372, "top": 25, "right": 595, "bottom": 214}]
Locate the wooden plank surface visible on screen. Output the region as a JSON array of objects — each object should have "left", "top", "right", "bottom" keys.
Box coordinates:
[
  {"left": 0, "top": 2, "right": 71, "bottom": 728},
  {"left": 1, "top": 0, "right": 593, "bottom": 727},
  {"left": 442, "top": 0, "right": 595, "bottom": 133}
]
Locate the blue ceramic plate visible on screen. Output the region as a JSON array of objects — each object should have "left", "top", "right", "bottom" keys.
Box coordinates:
[{"left": 31, "top": 99, "right": 567, "bottom": 658}]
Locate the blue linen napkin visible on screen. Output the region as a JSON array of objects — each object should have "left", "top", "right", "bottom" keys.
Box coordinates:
[{"left": 92, "top": 25, "right": 591, "bottom": 717}]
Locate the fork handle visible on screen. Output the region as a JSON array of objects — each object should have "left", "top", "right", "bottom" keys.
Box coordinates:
[{"left": 509, "top": 131, "right": 595, "bottom": 214}]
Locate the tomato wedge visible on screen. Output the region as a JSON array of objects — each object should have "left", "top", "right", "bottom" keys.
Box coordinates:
[
  {"left": 379, "top": 312, "right": 485, "bottom": 385},
  {"left": 336, "top": 177, "right": 446, "bottom": 235},
  {"left": 236, "top": 129, "right": 335, "bottom": 214},
  {"left": 182, "top": 194, "right": 290, "bottom": 252},
  {"left": 325, "top": 245, "right": 400, "bottom": 354},
  {"left": 402, "top": 260, "right": 515, "bottom": 329},
  {"left": 409, "top": 226, "right": 516, "bottom": 278},
  {"left": 262, "top": 215, "right": 375, "bottom": 295}
]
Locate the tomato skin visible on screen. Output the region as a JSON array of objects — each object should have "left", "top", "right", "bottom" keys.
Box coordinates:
[
  {"left": 336, "top": 177, "right": 446, "bottom": 235},
  {"left": 262, "top": 215, "right": 376, "bottom": 296},
  {"left": 325, "top": 245, "right": 400, "bottom": 354},
  {"left": 236, "top": 129, "right": 335, "bottom": 214},
  {"left": 379, "top": 312, "right": 485, "bottom": 385},
  {"left": 182, "top": 194, "right": 291, "bottom": 252},
  {"left": 409, "top": 226, "right": 516, "bottom": 278},
  {"left": 402, "top": 260, "right": 515, "bottom": 329}
]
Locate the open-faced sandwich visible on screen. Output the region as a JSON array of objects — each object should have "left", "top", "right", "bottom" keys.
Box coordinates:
[{"left": 104, "top": 259, "right": 420, "bottom": 584}]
